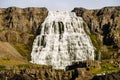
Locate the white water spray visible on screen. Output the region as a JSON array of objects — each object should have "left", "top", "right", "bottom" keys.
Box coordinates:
[{"left": 30, "top": 11, "right": 95, "bottom": 69}]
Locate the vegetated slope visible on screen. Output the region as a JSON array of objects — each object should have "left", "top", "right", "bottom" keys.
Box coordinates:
[
  {"left": 0, "top": 7, "right": 48, "bottom": 61},
  {"left": 0, "top": 41, "right": 23, "bottom": 60},
  {"left": 72, "top": 6, "right": 120, "bottom": 59},
  {"left": 0, "top": 41, "right": 27, "bottom": 67}
]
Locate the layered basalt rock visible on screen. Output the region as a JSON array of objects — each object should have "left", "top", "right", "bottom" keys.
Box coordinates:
[
  {"left": 72, "top": 6, "right": 120, "bottom": 59},
  {"left": 0, "top": 7, "right": 48, "bottom": 59}
]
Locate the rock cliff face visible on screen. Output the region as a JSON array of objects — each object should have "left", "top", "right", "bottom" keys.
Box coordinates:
[
  {"left": 72, "top": 6, "right": 120, "bottom": 59},
  {"left": 0, "top": 7, "right": 48, "bottom": 60}
]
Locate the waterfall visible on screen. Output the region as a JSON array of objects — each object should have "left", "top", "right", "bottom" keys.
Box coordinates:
[{"left": 30, "top": 11, "right": 95, "bottom": 70}]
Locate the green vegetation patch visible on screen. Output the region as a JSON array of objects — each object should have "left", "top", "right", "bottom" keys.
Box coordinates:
[
  {"left": 13, "top": 43, "right": 31, "bottom": 60},
  {"left": 90, "top": 60, "right": 120, "bottom": 75},
  {"left": 89, "top": 33, "right": 117, "bottom": 59},
  {"left": 0, "top": 65, "right": 6, "bottom": 71},
  {"left": 90, "top": 34, "right": 101, "bottom": 48},
  {"left": 100, "top": 60, "right": 120, "bottom": 73}
]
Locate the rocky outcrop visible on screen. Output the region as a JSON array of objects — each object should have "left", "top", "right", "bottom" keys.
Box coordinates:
[
  {"left": 92, "top": 72, "right": 120, "bottom": 80},
  {"left": 72, "top": 6, "right": 120, "bottom": 59},
  {"left": 0, "top": 65, "right": 93, "bottom": 80},
  {"left": 0, "top": 7, "right": 48, "bottom": 34},
  {"left": 0, "top": 7, "right": 48, "bottom": 59}
]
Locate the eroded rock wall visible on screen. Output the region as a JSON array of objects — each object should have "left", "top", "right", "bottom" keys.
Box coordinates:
[
  {"left": 72, "top": 6, "right": 120, "bottom": 59},
  {"left": 0, "top": 7, "right": 48, "bottom": 59}
]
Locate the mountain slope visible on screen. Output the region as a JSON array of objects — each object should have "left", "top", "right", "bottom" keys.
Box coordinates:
[
  {"left": 72, "top": 6, "right": 120, "bottom": 59},
  {"left": 0, "top": 7, "right": 48, "bottom": 61},
  {"left": 0, "top": 41, "right": 23, "bottom": 60}
]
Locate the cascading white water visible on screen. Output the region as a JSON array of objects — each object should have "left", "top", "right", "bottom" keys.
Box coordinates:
[{"left": 30, "top": 11, "right": 95, "bottom": 70}]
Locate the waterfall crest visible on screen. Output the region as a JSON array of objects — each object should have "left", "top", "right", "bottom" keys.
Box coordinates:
[{"left": 30, "top": 11, "right": 95, "bottom": 69}]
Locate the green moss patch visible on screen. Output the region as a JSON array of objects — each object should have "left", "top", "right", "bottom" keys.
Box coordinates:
[
  {"left": 100, "top": 60, "right": 120, "bottom": 73},
  {"left": 0, "top": 65, "right": 6, "bottom": 71},
  {"left": 13, "top": 43, "right": 31, "bottom": 60}
]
